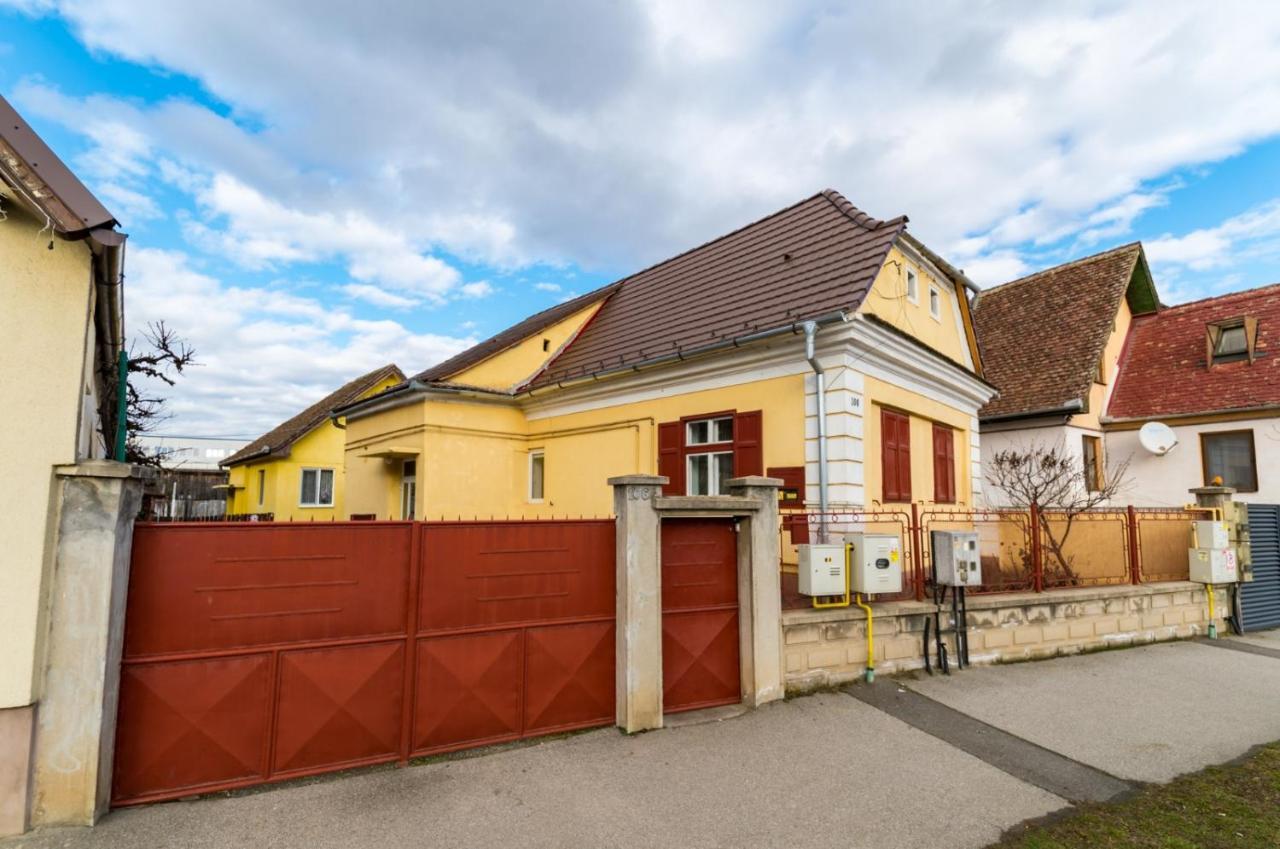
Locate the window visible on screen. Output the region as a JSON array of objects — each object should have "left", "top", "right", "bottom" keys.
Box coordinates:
[
  {"left": 1201, "top": 430, "right": 1258, "bottom": 492},
  {"left": 687, "top": 451, "right": 734, "bottom": 495},
  {"left": 1096, "top": 355, "right": 1107, "bottom": 384},
  {"left": 401, "top": 459, "right": 417, "bottom": 520},
  {"left": 299, "top": 468, "right": 335, "bottom": 507},
  {"left": 1082, "top": 436, "right": 1103, "bottom": 492},
  {"left": 528, "top": 450, "right": 545, "bottom": 501},
  {"left": 929, "top": 286, "right": 942, "bottom": 320},
  {"left": 905, "top": 268, "right": 919, "bottom": 304},
  {"left": 657, "top": 410, "right": 763, "bottom": 496},
  {"left": 686, "top": 416, "right": 733, "bottom": 445},
  {"left": 881, "top": 408, "right": 912, "bottom": 503},
  {"left": 932, "top": 423, "right": 956, "bottom": 503},
  {"left": 1207, "top": 318, "right": 1259, "bottom": 365},
  {"left": 257, "top": 469, "right": 266, "bottom": 506}
]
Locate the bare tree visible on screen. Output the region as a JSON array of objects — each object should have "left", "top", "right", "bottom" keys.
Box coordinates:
[
  {"left": 101, "top": 322, "right": 197, "bottom": 466},
  {"left": 987, "top": 442, "right": 1131, "bottom": 584}
]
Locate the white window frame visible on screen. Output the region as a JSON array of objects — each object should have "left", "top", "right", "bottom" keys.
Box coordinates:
[
  {"left": 905, "top": 267, "right": 919, "bottom": 304},
  {"left": 257, "top": 469, "right": 266, "bottom": 507},
  {"left": 299, "top": 467, "right": 335, "bottom": 508},
  {"left": 686, "top": 416, "right": 733, "bottom": 446},
  {"left": 528, "top": 449, "right": 545, "bottom": 503},
  {"left": 929, "top": 285, "right": 942, "bottom": 321},
  {"left": 401, "top": 459, "right": 417, "bottom": 520},
  {"left": 686, "top": 450, "right": 734, "bottom": 496}
]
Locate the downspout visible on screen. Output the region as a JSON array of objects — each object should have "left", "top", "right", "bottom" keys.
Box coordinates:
[{"left": 803, "top": 321, "right": 829, "bottom": 544}]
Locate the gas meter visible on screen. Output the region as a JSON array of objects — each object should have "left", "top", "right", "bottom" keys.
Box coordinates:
[
  {"left": 931, "top": 530, "right": 982, "bottom": 587},
  {"left": 847, "top": 533, "right": 903, "bottom": 594}
]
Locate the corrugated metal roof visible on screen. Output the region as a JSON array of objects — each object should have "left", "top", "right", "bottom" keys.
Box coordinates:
[{"left": 0, "top": 92, "right": 117, "bottom": 235}]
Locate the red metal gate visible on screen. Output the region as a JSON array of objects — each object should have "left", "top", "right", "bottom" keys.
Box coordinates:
[
  {"left": 113, "top": 519, "right": 614, "bottom": 806},
  {"left": 660, "top": 518, "right": 741, "bottom": 713}
]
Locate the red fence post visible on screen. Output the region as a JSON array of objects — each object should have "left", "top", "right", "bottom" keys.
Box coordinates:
[
  {"left": 398, "top": 522, "right": 422, "bottom": 765},
  {"left": 1127, "top": 505, "right": 1141, "bottom": 585},
  {"left": 1030, "top": 502, "right": 1043, "bottom": 593},
  {"left": 911, "top": 502, "right": 925, "bottom": 602}
]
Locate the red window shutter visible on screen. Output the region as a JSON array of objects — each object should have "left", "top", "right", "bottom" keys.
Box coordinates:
[
  {"left": 733, "top": 410, "right": 763, "bottom": 478},
  {"left": 932, "top": 424, "right": 955, "bottom": 503},
  {"left": 882, "top": 409, "right": 911, "bottom": 503},
  {"left": 657, "top": 420, "right": 684, "bottom": 495}
]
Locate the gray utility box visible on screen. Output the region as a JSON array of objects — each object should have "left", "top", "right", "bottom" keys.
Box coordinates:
[{"left": 931, "top": 530, "right": 982, "bottom": 587}]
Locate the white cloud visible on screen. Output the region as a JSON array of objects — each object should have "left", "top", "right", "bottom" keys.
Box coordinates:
[
  {"left": 341, "top": 283, "right": 419, "bottom": 309},
  {"left": 1143, "top": 199, "right": 1280, "bottom": 300},
  {"left": 458, "top": 280, "right": 494, "bottom": 299},
  {"left": 533, "top": 282, "right": 562, "bottom": 292},
  {"left": 125, "top": 248, "right": 473, "bottom": 435},
  {"left": 7, "top": 0, "right": 1280, "bottom": 280}
]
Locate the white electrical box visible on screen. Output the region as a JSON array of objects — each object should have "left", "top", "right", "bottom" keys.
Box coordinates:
[
  {"left": 847, "top": 533, "right": 903, "bottom": 595},
  {"left": 797, "top": 544, "right": 847, "bottom": 596},
  {"left": 1195, "top": 520, "right": 1231, "bottom": 549},
  {"left": 931, "top": 530, "right": 982, "bottom": 587},
  {"left": 1188, "top": 547, "right": 1238, "bottom": 584}
]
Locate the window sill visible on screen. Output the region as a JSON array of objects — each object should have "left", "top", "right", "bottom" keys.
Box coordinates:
[{"left": 298, "top": 504, "right": 335, "bottom": 509}]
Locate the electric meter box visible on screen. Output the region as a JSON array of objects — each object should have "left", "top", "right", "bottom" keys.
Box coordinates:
[
  {"left": 846, "top": 533, "right": 903, "bottom": 595},
  {"left": 931, "top": 530, "right": 982, "bottom": 587},
  {"left": 797, "top": 544, "right": 847, "bottom": 596},
  {"left": 1195, "top": 520, "right": 1231, "bottom": 550},
  {"left": 1188, "top": 547, "right": 1238, "bottom": 584}
]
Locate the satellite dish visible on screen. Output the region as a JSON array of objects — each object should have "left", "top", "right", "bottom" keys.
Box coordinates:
[{"left": 1138, "top": 422, "right": 1178, "bottom": 456}]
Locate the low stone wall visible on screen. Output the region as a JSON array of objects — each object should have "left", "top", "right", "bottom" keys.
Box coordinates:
[{"left": 783, "top": 581, "right": 1227, "bottom": 692}]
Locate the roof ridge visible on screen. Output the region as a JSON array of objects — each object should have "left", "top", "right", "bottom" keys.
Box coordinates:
[
  {"left": 977, "top": 241, "right": 1142, "bottom": 298},
  {"left": 818, "top": 188, "right": 907, "bottom": 231},
  {"left": 1145, "top": 280, "right": 1280, "bottom": 314}
]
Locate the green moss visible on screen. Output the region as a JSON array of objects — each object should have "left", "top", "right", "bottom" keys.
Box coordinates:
[{"left": 994, "top": 743, "right": 1280, "bottom": 848}]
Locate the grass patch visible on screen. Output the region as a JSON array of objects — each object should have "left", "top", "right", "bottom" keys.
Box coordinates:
[{"left": 994, "top": 743, "right": 1280, "bottom": 848}]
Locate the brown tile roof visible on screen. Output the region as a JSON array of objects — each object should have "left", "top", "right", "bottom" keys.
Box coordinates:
[
  {"left": 1107, "top": 282, "right": 1280, "bottom": 420},
  {"left": 415, "top": 285, "right": 620, "bottom": 382},
  {"left": 413, "top": 190, "right": 908, "bottom": 390},
  {"left": 973, "top": 243, "right": 1148, "bottom": 421},
  {"left": 222, "top": 364, "right": 404, "bottom": 467}
]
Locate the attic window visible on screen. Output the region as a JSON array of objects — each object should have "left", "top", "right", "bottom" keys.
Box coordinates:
[
  {"left": 542, "top": 338, "right": 551, "bottom": 352},
  {"left": 1206, "top": 317, "right": 1258, "bottom": 365}
]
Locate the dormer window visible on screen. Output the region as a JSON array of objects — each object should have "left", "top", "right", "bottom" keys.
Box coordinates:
[{"left": 1206, "top": 317, "right": 1259, "bottom": 366}]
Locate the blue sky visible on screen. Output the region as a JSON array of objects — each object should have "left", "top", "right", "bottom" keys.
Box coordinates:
[{"left": 3, "top": 1, "right": 1280, "bottom": 436}]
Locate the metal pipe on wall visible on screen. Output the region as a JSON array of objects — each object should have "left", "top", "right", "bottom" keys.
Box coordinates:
[{"left": 803, "top": 321, "right": 829, "bottom": 544}]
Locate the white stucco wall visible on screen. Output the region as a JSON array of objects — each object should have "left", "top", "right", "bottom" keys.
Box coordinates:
[
  {"left": 979, "top": 424, "right": 1107, "bottom": 506},
  {"left": 0, "top": 187, "right": 97, "bottom": 708},
  {"left": 1107, "top": 418, "right": 1280, "bottom": 507}
]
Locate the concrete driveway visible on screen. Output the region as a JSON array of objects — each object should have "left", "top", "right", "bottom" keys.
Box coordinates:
[{"left": 9, "top": 635, "right": 1280, "bottom": 849}]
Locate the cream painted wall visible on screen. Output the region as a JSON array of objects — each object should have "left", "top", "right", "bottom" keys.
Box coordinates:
[
  {"left": 862, "top": 244, "right": 971, "bottom": 367},
  {"left": 448, "top": 300, "right": 604, "bottom": 391},
  {"left": 1073, "top": 299, "right": 1133, "bottom": 430},
  {"left": 1108, "top": 417, "right": 1280, "bottom": 507},
  {"left": 0, "top": 188, "right": 97, "bottom": 708}
]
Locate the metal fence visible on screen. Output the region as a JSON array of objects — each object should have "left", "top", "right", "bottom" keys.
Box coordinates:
[{"left": 781, "top": 503, "right": 1209, "bottom": 603}]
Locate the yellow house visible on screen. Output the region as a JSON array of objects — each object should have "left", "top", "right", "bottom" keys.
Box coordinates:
[
  {"left": 0, "top": 93, "right": 127, "bottom": 834},
  {"left": 338, "top": 190, "right": 996, "bottom": 523},
  {"left": 222, "top": 364, "right": 403, "bottom": 520}
]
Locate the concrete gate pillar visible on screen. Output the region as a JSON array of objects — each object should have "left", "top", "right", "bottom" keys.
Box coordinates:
[
  {"left": 31, "top": 461, "right": 144, "bottom": 827},
  {"left": 1189, "top": 485, "right": 1236, "bottom": 513},
  {"left": 726, "top": 476, "right": 785, "bottom": 708},
  {"left": 610, "top": 475, "right": 667, "bottom": 733},
  {"left": 610, "top": 473, "right": 786, "bottom": 734}
]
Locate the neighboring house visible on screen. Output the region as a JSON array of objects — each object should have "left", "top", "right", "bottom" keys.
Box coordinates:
[
  {"left": 1105, "top": 283, "right": 1280, "bottom": 505},
  {"left": 0, "top": 94, "right": 127, "bottom": 833},
  {"left": 222, "top": 365, "right": 403, "bottom": 519},
  {"left": 338, "top": 190, "right": 995, "bottom": 522},
  {"left": 973, "top": 243, "right": 1160, "bottom": 504},
  {"left": 134, "top": 434, "right": 250, "bottom": 520}
]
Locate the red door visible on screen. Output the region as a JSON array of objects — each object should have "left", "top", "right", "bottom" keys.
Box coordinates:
[{"left": 661, "top": 518, "right": 741, "bottom": 713}]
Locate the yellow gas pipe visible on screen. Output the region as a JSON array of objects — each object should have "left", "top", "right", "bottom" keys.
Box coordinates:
[
  {"left": 1207, "top": 583, "right": 1218, "bottom": 640},
  {"left": 855, "top": 593, "right": 875, "bottom": 683}
]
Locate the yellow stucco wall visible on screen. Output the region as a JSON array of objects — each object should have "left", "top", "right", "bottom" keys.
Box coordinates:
[
  {"left": 226, "top": 374, "right": 401, "bottom": 520},
  {"left": 1072, "top": 298, "right": 1134, "bottom": 431},
  {"left": 862, "top": 244, "right": 971, "bottom": 366},
  {"left": 344, "top": 374, "right": 807, "bottom": 520},
  {"left": 0, "top": 188, "right": 97, "bottom": 708},
  {"left": 863, "top": 374, "right": 974, "bottom": 509},
  {"left": 447, "top": 300, "right": 604, "bottom": 391}
]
